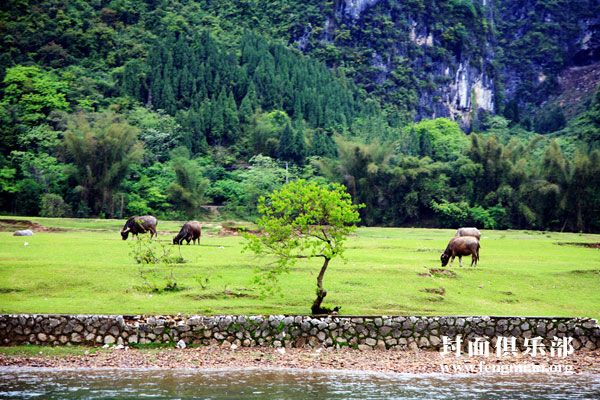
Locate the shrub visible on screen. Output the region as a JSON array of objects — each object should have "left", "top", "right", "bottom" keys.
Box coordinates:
[
  {"left": 129, "top": 237, "right": 185, "bottom": 292},
  {"left": 40, "top": 193, "right": 71, "bottom": 217}
]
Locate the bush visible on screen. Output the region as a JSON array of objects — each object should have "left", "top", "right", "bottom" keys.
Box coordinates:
[
  {"left": 468, "top": 205, "right": 497, "bottom": 229},
  {"left": 534, "top": 105, "right": 566, "bottom": 134},
  {"left": 431, "top": 200, "right": 469, "bottom": 227},
  {"left": 40, "top": 193, "right": 71, "bottom": 217},
  {"left": 129, "top": 237, "right": 185, "bottom": 292}
]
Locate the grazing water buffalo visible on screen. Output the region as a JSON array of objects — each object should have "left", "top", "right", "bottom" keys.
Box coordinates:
[
  {"left": 455, "top": 227, "right": 481, "bottom": 240},
  {"left": 173, "top": 221, "right": 202, "bottom": 245},
  {"left": 120, "top": 215, "right": 158, "bottom": 240},
  {"left": 441, "top": 236, "right": 480, "bottom": 267}
]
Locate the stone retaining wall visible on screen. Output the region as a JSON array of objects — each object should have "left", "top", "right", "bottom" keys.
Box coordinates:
[{"left": 1, "top": 315, "right": 599, "bottom": 351}]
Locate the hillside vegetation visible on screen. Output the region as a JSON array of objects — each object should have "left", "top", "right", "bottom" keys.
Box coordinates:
[{"left": 0, "top": 0, "right": 599, "bottom": 231}]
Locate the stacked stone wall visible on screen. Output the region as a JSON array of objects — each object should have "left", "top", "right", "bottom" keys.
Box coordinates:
[{"left": 1, "top": 315, "right": 598, "bottom": 351}]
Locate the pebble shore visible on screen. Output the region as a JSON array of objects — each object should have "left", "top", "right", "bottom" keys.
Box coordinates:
[{"left": 1, "top": 347, "right": 599, "bottom": 375}]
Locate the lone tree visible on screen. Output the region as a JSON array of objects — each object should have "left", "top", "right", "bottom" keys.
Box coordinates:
[{"left": 245, "top": 179, "right": 362, "bottom": 314}]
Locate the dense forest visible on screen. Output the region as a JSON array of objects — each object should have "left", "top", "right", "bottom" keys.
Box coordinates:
[{"left": 1, "top": 0, "right": 599, "bottom": 232}]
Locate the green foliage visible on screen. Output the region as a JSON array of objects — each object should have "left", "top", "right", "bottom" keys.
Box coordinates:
[
  {"left": 127, "top": 107, "right": 182, "bottom": 163},
  {"left": 400, "top": 118, "right": 469, "bottom": 161},
  {"left": 431, "top": 201, "right": 469, "bottom": 227},
  {"left": 0, "top": 0, "right": 599, "bottom": 233},
  {"left": 63, "top": 111, "right": 143, "bottom": 217},
  {"left": 0, "top": 166, "right": 17, "bottom": 195},
  {"left": 251, "top": 110, "right": 292, "bottom": 157},
  {"left": 0, "top": 66, "right": 69, "bottom": 155},
  {"left": 309, "top": 129, "right": 337, "bottom": 158},
  {"left": 130, "top": 236, "right": 184, "bottom": 266},
  {"left": 244, "top": 179, "right": 362, "bottom": 312},
  {"left": 129, "top": 236, "right": 185, "bottom": 293},
  {"left": 40, "top": 193, "right": 71, "bottom": 217},
  {"left": 277, "top": 124, "right": 306, "bottom": 164},
  {"left": 225, "top": 155, "right": 289, "bottom": 218},
  {"left": 561, "top": 85, "right": 600, "bottom": 147},
  {"left": 534, "top": 105, "right": 566, "bottom": 134},
  {"left": 14, "top": 178, "right": 42, "bottom": 216},
  {"left": 166, "top": 149, "right": 209, "bottom": 219},
  {"left": 124, "top": 163, "right": 173, "bottom": 217},
  {"left": 0, "top": 65, "right": 69, "bottom": 125},
  {"left": 432, "top": 201, "right": 499, "bottom": 229}
]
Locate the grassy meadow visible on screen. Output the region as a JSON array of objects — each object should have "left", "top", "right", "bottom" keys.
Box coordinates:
[{"left": 0, "top": 216, "right": 599, "bottom": 318}]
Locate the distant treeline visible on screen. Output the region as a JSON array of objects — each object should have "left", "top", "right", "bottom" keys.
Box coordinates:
[{"left": 0, "top": 1, "right": 599, "bottom": 231}]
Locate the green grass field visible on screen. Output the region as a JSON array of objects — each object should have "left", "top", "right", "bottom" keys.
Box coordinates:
[{"left": 1, "top": 216, "right": 599, "bottom": 318}]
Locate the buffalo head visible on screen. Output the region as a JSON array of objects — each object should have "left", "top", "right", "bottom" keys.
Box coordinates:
[
  {"left": 121, "top": 227, "right": 130, "bottom": 240},
  {"left": 440, "top": 252, "right": 450, "bottom": 267}
]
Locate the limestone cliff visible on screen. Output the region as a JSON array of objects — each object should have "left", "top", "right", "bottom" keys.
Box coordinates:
[{"left": 292, "top": 0, "right": 600, "bottom": 128}]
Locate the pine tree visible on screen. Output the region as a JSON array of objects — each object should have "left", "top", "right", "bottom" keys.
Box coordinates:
[
  {"left": 310, "top": 129, "right": 337, "bottom": 158},
  {"left": 208, "top": 98, "right": 224, "bottom": 145},
  {"left": 223, "top": 91, "right": 240, "bottom": 144},
  {"left": 278, "top": 124, "right": 306, "bottom": 164}
]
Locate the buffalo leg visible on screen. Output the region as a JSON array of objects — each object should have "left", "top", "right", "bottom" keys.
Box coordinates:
[{"left": 459, "top": 256, "right": 463, "bottom": 267}]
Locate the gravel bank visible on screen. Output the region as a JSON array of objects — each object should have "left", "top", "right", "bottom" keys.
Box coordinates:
[{"left": 1, "top": 347, "right": 599, "bottom": 375}]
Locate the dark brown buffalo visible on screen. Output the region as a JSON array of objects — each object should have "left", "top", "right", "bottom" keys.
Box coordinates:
[
  {"left": 120, "top": 215, "right": 158, "bottom": 240},
  {"left": 173, "top": 221, "right": 202, "bottom": 245},
  {"left": 441, "top": 236, "right": 480, "bottom": 267}
]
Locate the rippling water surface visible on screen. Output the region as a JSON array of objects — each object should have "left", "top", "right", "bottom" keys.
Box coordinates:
[{"left": 1, "top": 368, "right": 599, "bottom": 399}]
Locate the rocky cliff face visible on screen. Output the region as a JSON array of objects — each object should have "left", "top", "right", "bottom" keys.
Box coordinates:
[
  {"left": 340, "top": 0, "right": 381, "bottom": 20},
  {"left": 294, "top": 0, "right": 600, "bottom": 128}
]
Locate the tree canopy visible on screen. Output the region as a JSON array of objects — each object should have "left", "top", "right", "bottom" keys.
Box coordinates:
[{"left": 244, "top": 179, "right": 362, "bottom": 314}]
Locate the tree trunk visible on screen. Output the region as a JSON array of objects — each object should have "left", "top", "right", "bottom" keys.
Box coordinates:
[{"left": 311, "top": 256, "right": 330, "bottom": 314}]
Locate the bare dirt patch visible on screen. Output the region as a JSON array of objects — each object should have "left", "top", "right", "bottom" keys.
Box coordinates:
[
  {"left": 0, "top": 287, "right": 24, "bottom": 294},
  {"left": 0, "top": 219, "right": 64, "bottom": 233},
  {"left": 218, "top": 226, "right": 260, "bottom": 236},
  {"left": 420, "top": 287, "right": 446, "bottom": 296},
  {"left": 416, "top": 248, "right": 438, "bottom": 252},
  {"left": 568, "top": 269, "right": 600, "bottom": 276},
  {"left": 428, "top": 268, "right": 457, "bottom": 278},
  {"left": 556, "top": 242, "right": 600, "bottom": 249},
  {"left": 420, "top": 286, "right": 446, "bottom": 302},
  {"left": 187, "top": 288, "right": 257, "bottom": 300}
]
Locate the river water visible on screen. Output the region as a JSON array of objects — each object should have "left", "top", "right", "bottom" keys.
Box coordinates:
[{"left": 1, "top": 368, "right": 599, "bottom": 399}]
